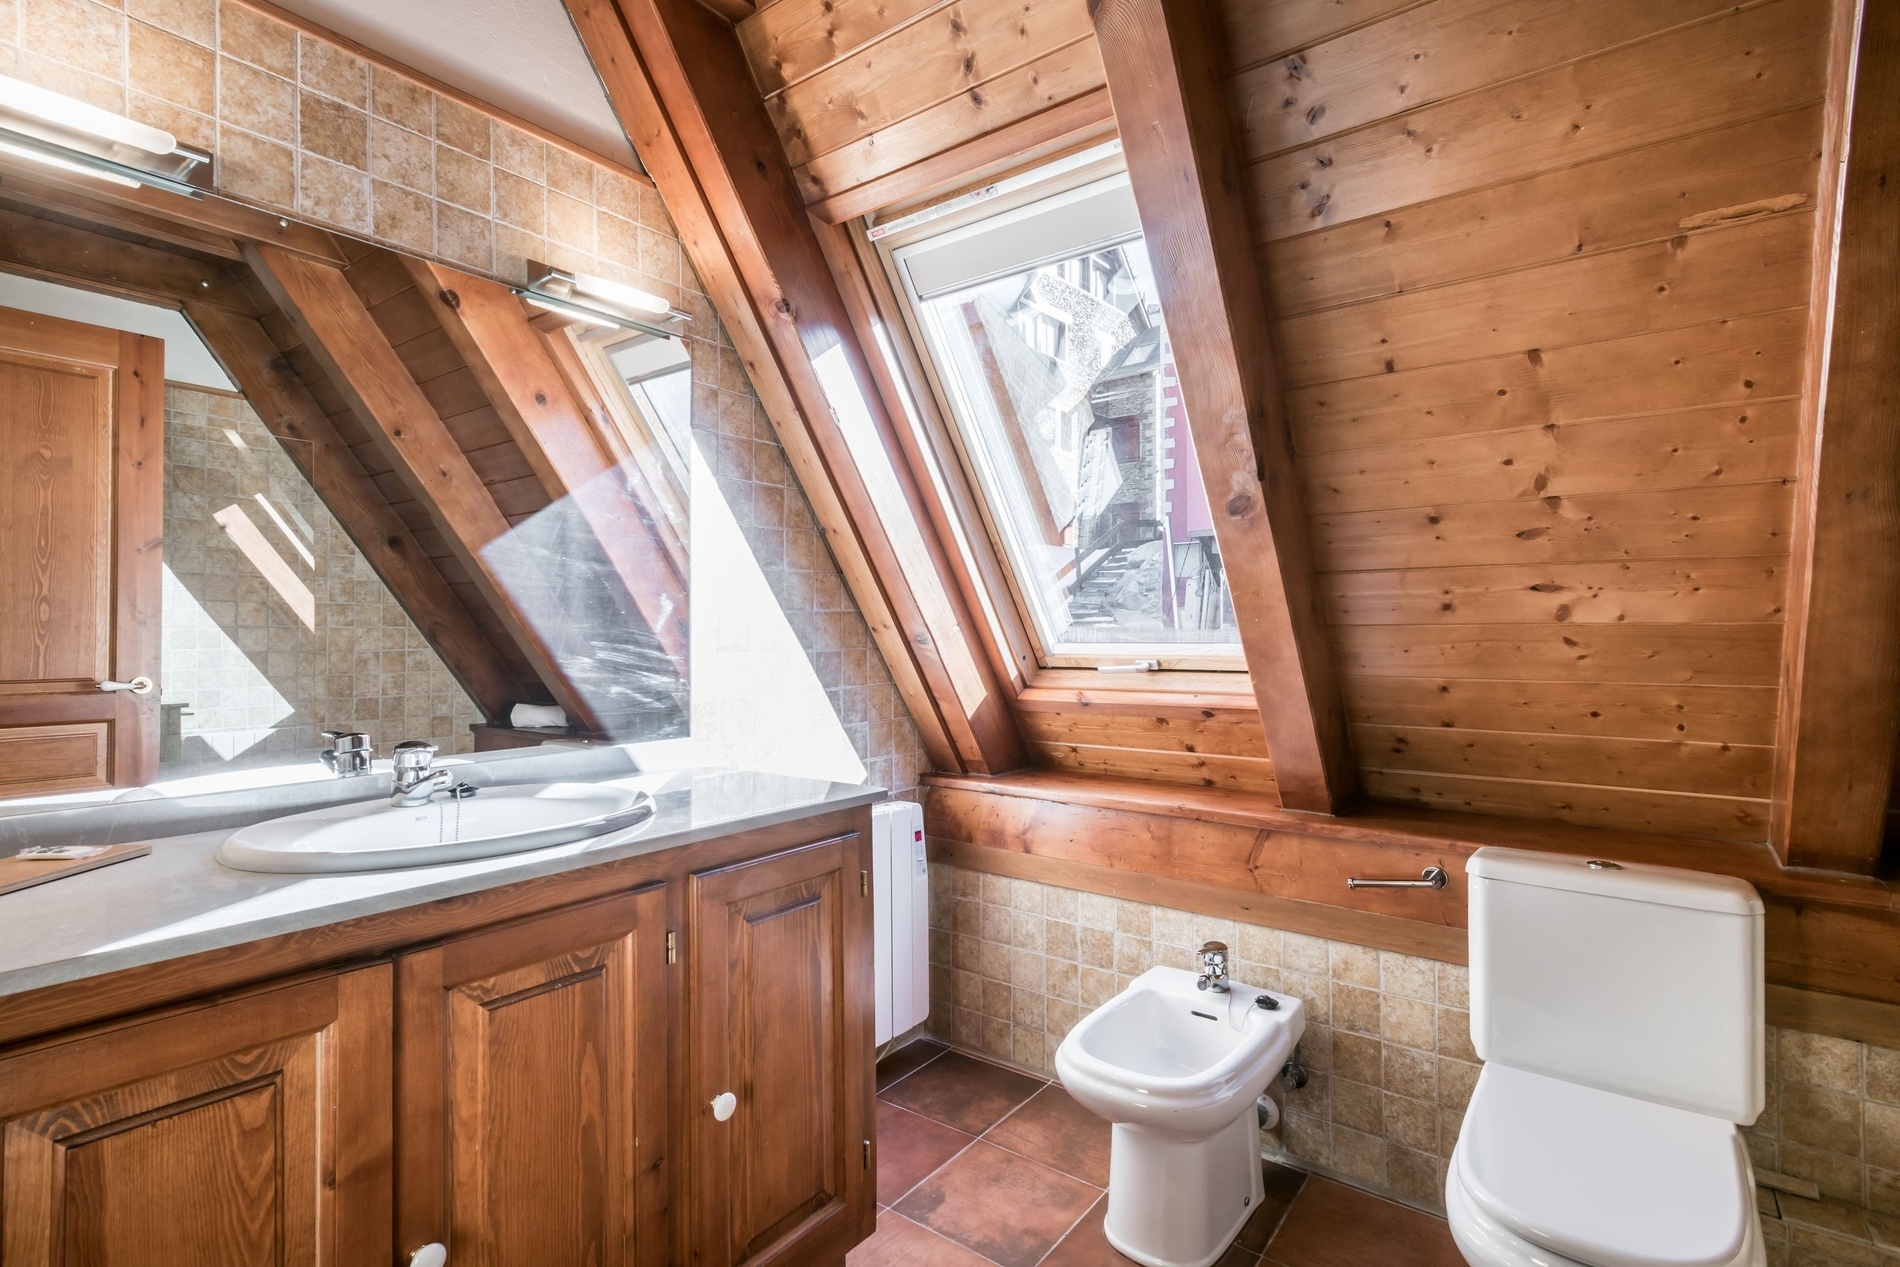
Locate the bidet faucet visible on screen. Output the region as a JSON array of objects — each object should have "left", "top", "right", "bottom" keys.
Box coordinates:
[
  {"left": 1196, "top": 941, "right": 1230, "bottom": 993},
  {"left": 390, "top": 740, "right": 456, "bottom": 806}
]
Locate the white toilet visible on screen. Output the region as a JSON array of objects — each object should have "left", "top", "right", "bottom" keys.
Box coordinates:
[
  {"left": 1056, "top": 960, "right": 1304, "bottom": 1267},
  {"left": 1449, "top": 847, "right": 1768, "bottom": 1267}
]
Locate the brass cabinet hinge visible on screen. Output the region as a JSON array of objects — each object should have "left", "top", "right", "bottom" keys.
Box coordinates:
[
  {"left": 860, "top": 869, "right": 868, "bottom": 897},
  {"left": 665, "top": 930, "right": 676, "bottom": 965}
]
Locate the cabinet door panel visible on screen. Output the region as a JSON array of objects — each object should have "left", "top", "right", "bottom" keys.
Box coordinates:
[
  {"left": 0, "top": 966, "right": 391, "bottom": 1267},
  {"left": 691, "top": 834, "right": 873, "bottom": 1267},
  {"left": 397, "top": 885, "right": 668, "bottom": 1267}
]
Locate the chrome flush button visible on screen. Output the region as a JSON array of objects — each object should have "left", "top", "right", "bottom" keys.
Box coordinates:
[{"left": 1585, "top": 859, "right": 1624, "bottom": 870}]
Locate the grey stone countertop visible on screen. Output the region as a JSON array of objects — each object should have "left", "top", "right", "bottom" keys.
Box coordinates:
[{"left": 0, "top": 764, "right": 884, "bottom": 1002}]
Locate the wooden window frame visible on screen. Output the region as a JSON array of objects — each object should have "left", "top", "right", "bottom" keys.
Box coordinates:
[{"left": 857, "top": 153, "right": 1253, "bottom": 680}]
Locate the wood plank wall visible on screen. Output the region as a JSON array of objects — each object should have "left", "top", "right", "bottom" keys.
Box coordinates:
[
  {"left": 1237, "top": 0, "right": 1832, "bottom": 840},
  {"left": 738, "top": 0, "right": 1108, "bottom": 211},
  {"left": 738, "top": 0, "right": 1851, "bottom": 840}
]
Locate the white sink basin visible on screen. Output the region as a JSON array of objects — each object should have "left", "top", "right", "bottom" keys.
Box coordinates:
[{"left": 217, "top": 782, "right": 656, "bottom": 873}]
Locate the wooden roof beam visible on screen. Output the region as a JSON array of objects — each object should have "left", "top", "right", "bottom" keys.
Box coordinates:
[
  {"left": 1089, "top": 0, "right": 1357, "bottom": 812},
  {"left": 565, "top": 0, "right": 1028, "bottom": 777},
  {"left": 1772, "top": 0, "right": 1900, "bottom": 872},
  {"left": 402, "top": 257, "right": 690, "bottom": 678},
  {"left": 187, "top": 303, "right": 529, "bottom": 720},
  {"left": 249, "top": 244, "right": 605, "bottom": 731}
]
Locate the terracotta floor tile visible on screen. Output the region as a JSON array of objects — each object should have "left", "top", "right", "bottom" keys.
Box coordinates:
[
  {"left": 986, "top": 1084, "right": 1114, "bottom": 1187},
  {"left": 1233, "top": 1161, "right": 1308, "bottom": 1254},
  {"left": 1262, "top": 1177, "right": 1463, "bottom": 1267},
  {"left": 848, "top": 1208, "right": 998, "bottom": 1267},
  {"left": 878, "top": 1100, "right": 975, "bottom": 1206},
  {"left": 878, "top": 1039, "right": 950, "bottom": 1092},
  {"left": 880, "top": 1050, "right": 1046, "bottom": 1135},
  {"left": 897, "top": 1141, "right": 1100, "bottom": 1267}
]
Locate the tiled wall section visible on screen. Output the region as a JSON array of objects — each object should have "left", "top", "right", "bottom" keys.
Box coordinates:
[
  {"left": 926, "top": 862, "right": 1900, "bottom": 1261},
  {"left": 163, "top": 386, "right": 480, "bottom": 769},
  {"left": 4, "top": 0, "right": 929, "bottom": 796},
  {"left": 0, "top": 0, "right": 678, "bottom": 293}
]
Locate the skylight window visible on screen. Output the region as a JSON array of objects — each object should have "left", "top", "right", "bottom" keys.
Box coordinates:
[{"left": 885, "top": 171, "right": 1241, "bottom": 669}]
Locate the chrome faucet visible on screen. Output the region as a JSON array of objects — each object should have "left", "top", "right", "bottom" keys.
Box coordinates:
[
  {"left": 390, "top": 740, "right": 456, "bottom": 806},
  {"left": 1197, "top": 940, "right": 1230, "bottom": 993},
  {"left": 321, "top": 731, "right": 373, "bottom": 777}
]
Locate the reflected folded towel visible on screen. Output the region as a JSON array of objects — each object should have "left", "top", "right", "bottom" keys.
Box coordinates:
[{"left": 510, "top": 704, "right": 569, "bottom": 729}]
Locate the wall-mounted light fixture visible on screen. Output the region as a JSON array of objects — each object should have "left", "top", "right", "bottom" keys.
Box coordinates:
[
  {"left": 0, "top": 75, "right": 211, "bottom": 197},
  {"left": 515, "top": 261, "right": 690, "bottom": 338}
]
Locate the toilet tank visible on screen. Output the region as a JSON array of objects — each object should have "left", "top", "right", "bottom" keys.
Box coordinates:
[{"left": 1467, "top": 847, "right": 1764, "bottom": 1123}]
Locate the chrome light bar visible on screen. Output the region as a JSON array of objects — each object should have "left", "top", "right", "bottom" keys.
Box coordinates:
[
  {"left": 515, "top": 261, "right": 691, "bottom": 338},
  {"left": 0, "top": 75, "right": 210, "bottom": 197}
]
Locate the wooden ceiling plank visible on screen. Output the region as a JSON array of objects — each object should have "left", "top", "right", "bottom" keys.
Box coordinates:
[
  {"left": 248, "top": 244, "right": 604, "bottom": 730},
  {"left": 566, "top": 0, "right": 1029, "bottom": 776},
  {"left": 186, "top": 303, "right": 526, "bottom": 720},
  {"left": 1771, "top": 0, "right": 1900, "bottom": 872},
  {"left": 1091, "top": 0, "right": 1357, "bottom": 812},
  {"left": 402, "top": 258, "right": 691, "bottom": 677}
]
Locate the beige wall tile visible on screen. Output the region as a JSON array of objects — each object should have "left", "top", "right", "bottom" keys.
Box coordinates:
[
  {"left": 1784, "top": 1031, "right": 1866, "bottom": 1095},
  {"left": 434, "top": 96, "right": 489, "bottom": 157},
  {"left": 219, "top": 1, "right": 294, "bottom": 75},
  {"left": 493, "top": 124, "right": 546, "bottom": 181},
  {"left": 298, "top": 33, "right": 366, "bottom": 107},
  {"left": 17, "top": 50, "right": 125, "bottom": 111},
  {"left": 371, "top": 179, "right": 431, "bottom": 253},
  {"left": 296, "top": 152, "right": 369, "bottom": 232},
  {"left": 434, "top": 142, "right": 490, "bottom": 214},
  {"left": 215, "top": 125, "right": 292, "bottom": 206},
  {"left": 219, "top": 55, "right": 294, "bottom": 142},
  {"left": 299, "top": 91, "right": 367, "bottom": 169},
  {"left": 1867, "top": 1102, "right": 1900, "bottom": 1170},
  {"left": 369, "top": 118, "right": 430, "bottom": 190},
  {"left": 128, "top": 0, "right": 213, "bottom": 46},
  {"left": 493, "top": 167, "right": 545, "bottom": 234},
  {"left": 22, "top": 0, "right": 125, "bottom": 80},
  {"left": 128, "top": 20, "right": 214, "bottom": 113},
  {"left": 128, "top": 92, "right": 213, "bottom": 149},
  {"left": 1782, "top": 1084, "right": 1864, "bottom": 1158},
  {"left": 546, "top": 144, "right": 596, "bottom": 201},
  {"left": 370, "top": 66, "right": 430, "bottom": 133}
]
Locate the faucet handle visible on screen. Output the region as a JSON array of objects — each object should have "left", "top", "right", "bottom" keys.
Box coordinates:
[
  {"left": 392, "top": 739, "right": 437, "bottom": 771},
  {"left": 1198, "top": 940, "right": 1228, "bottom": 957}
]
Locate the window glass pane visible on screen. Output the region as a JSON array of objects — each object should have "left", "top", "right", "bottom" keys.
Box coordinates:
[{"left": 908, "top": 230, "right": 1238, "bottom": 657}]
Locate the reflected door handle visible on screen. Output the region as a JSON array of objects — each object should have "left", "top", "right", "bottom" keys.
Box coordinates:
[
  {"left": 97, "top": 676, "right": 154, "bottom": 695},
  {"left": 711, "top": 1091, "right": 737, "bottom": 1122},
  {"left": 408, "top": 1244, "right": 447, "bottom": 1267}
]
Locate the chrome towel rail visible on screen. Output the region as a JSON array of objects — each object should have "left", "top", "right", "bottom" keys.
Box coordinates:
[{"left": 1347, "top": 866, "right": 1448, "bottom": 890}]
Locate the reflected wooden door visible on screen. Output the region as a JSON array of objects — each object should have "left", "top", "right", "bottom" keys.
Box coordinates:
[
  {"left": 0, "top": 966, "right": 392, "bottom": 1266},
  {"left": 0, "top": 306, "right": 162, "bottom": 798},
  {"left": 689, "top": 834, "right": 874, "bottom": 1267},
  {"left": 395, "top": 885, "right": 670, "bottom": 1267}
]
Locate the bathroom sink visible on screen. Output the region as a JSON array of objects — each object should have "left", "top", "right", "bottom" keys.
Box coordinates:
[{"left": 217, "top": 782, "right": 656, "bottom": 873}]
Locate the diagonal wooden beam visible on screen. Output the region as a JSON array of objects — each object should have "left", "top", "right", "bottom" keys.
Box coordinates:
[
  {"left": 186, "top": 303, "right": 526, "bottom": 720},
  {"left": 248, "top": 243, "right": 605, "bottom": 731},
  {"left": 566, "top": 0, "right": 1028, "bottom": 777},
  {"left": 400, "top": 258, "right": 690, "bottom": 678},
  {"left": 1771, "top": 0, "right": 1900, "bottom": 872},
  {"left": 1089, "top": 0, "right": 1357, "bottom": 812}
]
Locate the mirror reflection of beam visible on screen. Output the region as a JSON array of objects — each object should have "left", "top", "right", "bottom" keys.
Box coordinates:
[
  {"left": 405, "top": 260, "right": 690, "bottom": 683},
  {"left": 248, "top": 243, "right": 604, "bottom": 731}
]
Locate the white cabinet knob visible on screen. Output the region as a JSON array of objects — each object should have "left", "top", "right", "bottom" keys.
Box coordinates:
[
  {"left": 711, "top": 1091, "right": 737, "bottom": 1122},
  {"left": 409, "top": 1243, "right": 448, "bottom": 1267}
]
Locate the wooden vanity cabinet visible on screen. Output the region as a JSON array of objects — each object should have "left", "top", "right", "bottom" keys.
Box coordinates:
[
  {"left": 688, "top": 835, "right": 876, "bottom": 1267},
  {"left": 0, "top": 965, "right": 392, "bottom": 1267},
  {"left": 0, "top": 807, "right": 879, "bottom": 1267},
  {"left": 393, "top": 884, "right": 671, "bottom": 1267}
]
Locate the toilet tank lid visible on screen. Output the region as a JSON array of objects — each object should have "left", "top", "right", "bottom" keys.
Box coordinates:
[{"left": 1466, "top": 848, "right": 1762, "bottom": 916}]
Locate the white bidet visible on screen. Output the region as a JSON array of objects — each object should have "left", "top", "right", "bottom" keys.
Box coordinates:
[{"left": 1055, "top": 967, "right": 1303, "bottom": 1267}]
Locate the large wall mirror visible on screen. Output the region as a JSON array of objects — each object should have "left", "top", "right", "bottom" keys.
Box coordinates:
[{"left": 0, "top": 193, "right": 697, "bottom": 810}]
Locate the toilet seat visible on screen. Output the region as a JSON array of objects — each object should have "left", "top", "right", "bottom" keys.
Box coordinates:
[{"left": 1453, "top": 1065, "right": 1758, "bottom": 1267}]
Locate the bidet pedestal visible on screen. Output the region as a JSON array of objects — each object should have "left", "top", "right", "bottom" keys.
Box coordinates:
[{"left": 1103, "top": 1112, "right": 1266, "bottom": 1267}]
